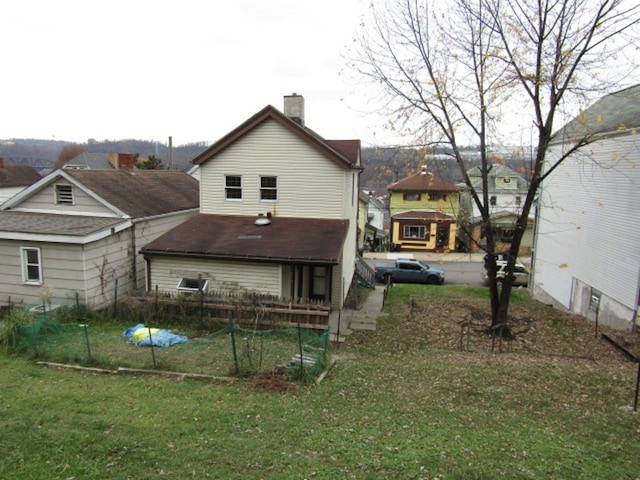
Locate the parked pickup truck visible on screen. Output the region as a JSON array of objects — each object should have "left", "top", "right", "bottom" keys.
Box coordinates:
[{"left": 374, "top": 258, "right": 445, "bottom": 285}]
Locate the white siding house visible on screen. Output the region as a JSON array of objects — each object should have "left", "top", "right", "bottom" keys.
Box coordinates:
[
  {"left": 142, "top": 95, "right": 362, "bottom": 312},
  {"left": 0, "top": 168, "right": 199, "bottom": 310},
  {"left": 532, "top": 85, "right": 640, "bottom": 330}
]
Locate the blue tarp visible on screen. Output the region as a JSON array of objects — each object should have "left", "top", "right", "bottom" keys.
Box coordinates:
[{"left": 123, "top": 323, "right": 188, "bottom": 347}]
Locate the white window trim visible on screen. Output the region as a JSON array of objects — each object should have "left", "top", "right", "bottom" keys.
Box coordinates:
[
  {"left": 259, "top": 175, "right": 278, "bottom": 202},
  {"left": 176, "top": 277, "right": 210, "bottom": 294},
  {"left": 224, "top": 175, "right": 243, "bottom": 201},
  {"left": 403, "top": 225, "right": 425, "bottom": 239},
  {"left": 21, "top": 246, "right": 43, "bottom": 285}
]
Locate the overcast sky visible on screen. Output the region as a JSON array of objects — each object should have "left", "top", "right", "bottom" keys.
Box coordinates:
[{"left": 1, "top": 0, "right": 392, "bottom": 147}]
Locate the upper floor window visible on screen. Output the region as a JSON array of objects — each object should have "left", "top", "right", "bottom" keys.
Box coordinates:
[
  {"left": 225, "top": 175, "right": 242, "bottom": 200},
  {"left": 260, "top": 176, "right": 278, "bottom": 201},
  {"left": 428, "top": 193, "right": 446, "bottom": 202},
  {"left": 403, "top": 193, "right": 421, "bottom": 201},
  {"left": 21, "top": 247, "right": 42, "bottom": 284},
  {"left": 490, "top": 196, "right": 497, "bottom": 206},
  {"left": 55, "top": 184, "right": 74, "bottom": 205}
]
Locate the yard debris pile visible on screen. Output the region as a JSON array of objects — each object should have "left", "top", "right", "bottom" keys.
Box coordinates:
[{"left": 124, "top": 323, "right": 187, "bottom": 347}]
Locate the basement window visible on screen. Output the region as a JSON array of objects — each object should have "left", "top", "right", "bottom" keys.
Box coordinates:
[
  {"left": 55, "top": 184, "right": 74, "bottom": 205},
  {"left": 176, "top": 277, "right": 210, "bottom": 294}
]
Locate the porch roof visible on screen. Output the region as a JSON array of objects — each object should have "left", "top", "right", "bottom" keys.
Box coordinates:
[
  {"left": 141, "top": 214, "right": 349, "bottom": 265},
  {"left": 392, "top": 210, "right": 454, "bottom": 222}
]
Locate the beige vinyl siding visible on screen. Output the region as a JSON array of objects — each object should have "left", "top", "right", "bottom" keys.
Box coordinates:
[
  {"left": 16, "top": 180, "right": 115, "bottom": 215},
  {"left": 148, "top": 257, "right": 282, "bottom": 296},
  {"left": 533, "top": 134, "right": 640, "bottom": 329},
  {"left": 200, "top": 120, "right": 349, "bottom": 219},
  {"left": 0, "top": 186, "right": 26, "bottom": 204},
  {"left": 133, "top": 211, "right": 197, "bottom": 288}
]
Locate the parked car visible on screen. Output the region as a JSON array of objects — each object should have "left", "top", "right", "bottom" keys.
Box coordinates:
[
  {"left": 482, "top": 258, "right": 530, "bottom": 286},
  {"left": 374, "top": 258, "right": 445, "bottom": 285}
]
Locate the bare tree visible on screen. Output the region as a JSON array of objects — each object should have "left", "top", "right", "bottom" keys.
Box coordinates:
[
  {"left": 55, "top": 144, "right": 86, "bottom": 168},
  {"left": 352, "top": 0, "right": 640, "bottom": 330}
]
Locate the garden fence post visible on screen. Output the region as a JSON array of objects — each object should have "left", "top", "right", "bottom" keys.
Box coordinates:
[
  {"left": 229, "top": 313, "right": 239, "bottom": 374},
  {"left": 148, "top": 326, "right": 157, "bottom": 369}
]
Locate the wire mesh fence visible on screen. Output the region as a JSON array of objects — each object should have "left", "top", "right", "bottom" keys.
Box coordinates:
[{"left": 1, "top": 297, "right": 331, "bottom": 382}]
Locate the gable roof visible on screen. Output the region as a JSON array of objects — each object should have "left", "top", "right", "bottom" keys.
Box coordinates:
[
  {"left": 141, "top": 213, "right": 348, "bottom": 265},
  {"left": 191, "top": 105, "right": 361, "bottom": 170},
  {"left": 64, "top": 170, "right": 199, "bottom": 218},
  {"left": 2, "top": 169, "right": 199, "bottom": 219},
  {"left": 551, "top": 84, "right": 640, "bottom": 145},
  {"left": 0, "top": 162, "right": 41, "bottom": 188},
  {"left": 387, "top": 172, "right": 460, "bottom": 193}
]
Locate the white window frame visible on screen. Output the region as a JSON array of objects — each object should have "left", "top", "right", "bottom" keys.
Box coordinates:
[
  {"left": 403, "top": 225, "right": 425, "bottom": 239},
  {"left": 225, "top": 175, "right": 242, "bottom": 201},
  {"left": 259, "top": 176, "right": 278, "bottom": 201},
  {"left": 21, "top": 247, "right": 43, "bottom": 285},
  {"left": 176, "top": 277, "right": 210, "bottom": 294},
  {"left": 55, "top": 184, "right": 74, "bottom": 205}
]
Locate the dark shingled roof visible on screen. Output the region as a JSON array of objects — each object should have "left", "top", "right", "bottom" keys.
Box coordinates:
[
  {"left": 0, "top": 162, "right": 41, "bottom": 188},
  {"left": 0, "top": 211, "right": 124, "bottom": 236},
  {"left": 387, "top": 172, "right": 460, "bottom": 193},
  {"left": 64, "top": 169, "right": 199, "bottom": 218},
  {"left": 551, "top": 84, "right": 640, "bottom": 145},
  {"left": 141, "top": 214, "right": 349, "bottom": 265}
]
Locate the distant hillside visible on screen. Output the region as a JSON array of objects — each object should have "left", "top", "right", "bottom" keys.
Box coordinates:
[
  {"left": 0, "top": 138, "right": 209, "bottom": 173},
  {"left": 1, "top": 139, "right": 534, "bottom": 188}
]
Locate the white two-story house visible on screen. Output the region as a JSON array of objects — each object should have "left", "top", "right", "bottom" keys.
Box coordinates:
[
  {"left": 532, "top": 85, "right": 640, "bottom": 330},
  {"left": 141, "top": 95, "right": 362, "bottom": 313}
]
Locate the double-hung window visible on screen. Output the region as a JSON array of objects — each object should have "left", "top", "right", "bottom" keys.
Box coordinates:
[
  {"left": 225, "top": 175, "right": 242, "bottom": 200},
  {"left": 21, "top": 247, "right": 42, "bottom": 284},
  {"left": 260, "top": 176, "right": 277, "bottom": 201}
]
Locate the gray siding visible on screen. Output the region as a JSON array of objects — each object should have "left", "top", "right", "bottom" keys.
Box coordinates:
[{"left": 17, "top": 179, "right": 115, "bottom": 215}]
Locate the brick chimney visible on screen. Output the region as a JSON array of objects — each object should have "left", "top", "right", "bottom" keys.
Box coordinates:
[
  {"left": 108, "top": 153, "right": 135, "bottom": 170},
  {"left": 284, "top": 93, "right": 304, "bottom": 126}
]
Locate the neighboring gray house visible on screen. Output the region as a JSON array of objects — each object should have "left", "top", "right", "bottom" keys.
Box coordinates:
[
  {"left": 458, "top": 164, "right": 533, "bottom": 254},
  {"left": 63, "top": 152, "right": 136, "bottom": 170},
  {"left": 532, "top": 85, "right": 640, "bottom": 330},
  {"left": 464, "top": 163, "right": 529, "bottom": 218},
  {"left": 0, "top": 158, "right": 41, "bottom": 204},
  {"left": 0, "top": 168, "right": 199, "bottom": 310}
]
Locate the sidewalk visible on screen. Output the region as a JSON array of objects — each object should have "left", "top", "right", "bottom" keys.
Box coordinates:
[{"left": 329, "top": 285, "right": 387, "bottom": 343}]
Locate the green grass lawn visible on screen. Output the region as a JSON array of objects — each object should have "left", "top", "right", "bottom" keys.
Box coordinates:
[{"left": 1, "top": 286, "right": 639, "bottom": 479}]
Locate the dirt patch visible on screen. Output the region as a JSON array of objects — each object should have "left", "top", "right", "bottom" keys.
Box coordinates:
[{"left": 390, "top": 292, "right": 640, "bottom": 364}]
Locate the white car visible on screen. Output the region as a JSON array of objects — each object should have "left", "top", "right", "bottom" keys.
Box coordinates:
[{"left": 482, "top": 259, "right": 530, "bottom": 287}]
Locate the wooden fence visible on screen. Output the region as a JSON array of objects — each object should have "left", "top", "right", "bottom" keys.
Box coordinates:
[{"left": 125, "top": 289, "right": 331, "bottom": 331}]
